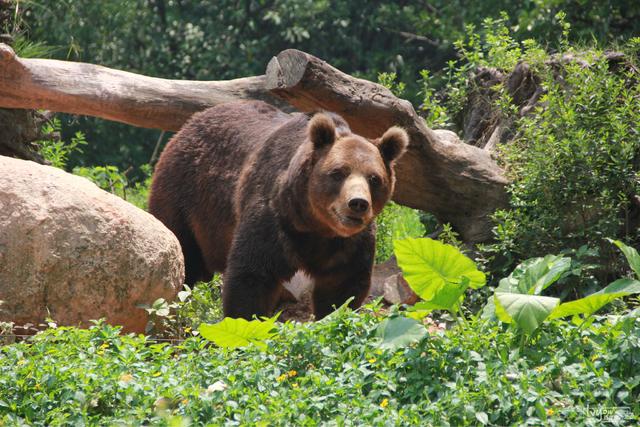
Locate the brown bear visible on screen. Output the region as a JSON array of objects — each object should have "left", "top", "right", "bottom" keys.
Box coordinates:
[{"left": 149, "top": 100, "right": 408, "bottom": 319}]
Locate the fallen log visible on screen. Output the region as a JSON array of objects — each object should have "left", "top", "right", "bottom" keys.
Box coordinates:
[
  {"left": 0, "top": 43, "right": 508, "bottom": 242},
  {"left": 0, "top": 43, "right": 292, "bottom": 131}
]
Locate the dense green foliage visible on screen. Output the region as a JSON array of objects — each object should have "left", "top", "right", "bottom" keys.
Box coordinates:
[
  {"left": 393, "top": 237, "right": 639, "bottom": 340},
  {"left": 374, "top": 202, "right": 426, "bottom": 263},
  {"left": 415, "top": 17, "right": 640, "bottom": 279},
  {"left": 1, "top": 307, "right": 638, "bottom": 425},
  {"left": 494, "top": 50, "right": 640, "bottom": 272},
  {"left": 13, "top": 0, "right": 640, "bottom": 171},
  {"left": 73, "top": 164, "right": 153, "bottom": 211}
]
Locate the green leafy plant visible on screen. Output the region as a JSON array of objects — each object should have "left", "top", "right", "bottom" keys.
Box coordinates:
[
  {"left": 73, "top": 164, "right": 153, "bottom": 210},
  {"left": 377, "top": 72, "right": 406, "bottom": 97},
  {"left": 549, "top": 240, "right": 640, "bottom": 320},
  {"left": 375, "top": 202, "right": 426, "bottom": 263},
  {"left": 419, "top": 69, "right": 451, "bottom": 128},
  {"left": 141, "top": 276, "right": 224, "bottom": 339},
  {"left": 416, "top": 15, "right": 640, "bottom": 280},
  {"left": 198, "top": 313, "right": 279, "bottom": 350},
  {"left": 610, "top": 239, "right": 640, "bottom": 278},
  {"left": 394, "top": 238, "right": 486, "bottom": 319},
  {"left": 73, "top": 165, "right": 128, "bottom": 198},
  {"left": 375, "top": 315, "right": 428, "bottom": 350},
  {"left": 35, "top": 118, "right": 87, "bottom": 169},
  {"left": 487, "top": 241, "right": 640, "bottom": 336},
  {"left": 548, "top": 278, "right": 640, "bottom": 321}
]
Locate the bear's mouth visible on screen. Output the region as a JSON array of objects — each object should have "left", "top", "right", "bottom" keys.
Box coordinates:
[
  {"left": 344, "top": 215, "right": 364, "bottom": 226},
  {"left": 332, "top": 207, "right": 365, "bottom": 229}
]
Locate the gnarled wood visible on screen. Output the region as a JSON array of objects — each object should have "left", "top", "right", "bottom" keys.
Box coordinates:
[
  {"left": 0, "top": 43, "right": 291, "bottom": 131},
  {"left": 266, "top": 49, "right": 509, "bottom": 241}
]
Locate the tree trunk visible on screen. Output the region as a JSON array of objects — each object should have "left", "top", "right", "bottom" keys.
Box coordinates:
[
  {"left": 0, "top": 43, "right": 509, "bottom": 242},
  {"left": 0, "top": 29, "right": 47, "bottom": 163},
  {"left": 0, "top": 109, "right": 47, "bottom": 163}
]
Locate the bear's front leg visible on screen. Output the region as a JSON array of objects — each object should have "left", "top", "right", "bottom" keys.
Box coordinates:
[
  {"left": 222, "top": 214, "right": 294, "bottom": 319},
  {"left": 312, "top": 268, "right": 372, "bottom": 319},
  {"left": 223, "top": 268, "right": 280, "bottom": 319}
]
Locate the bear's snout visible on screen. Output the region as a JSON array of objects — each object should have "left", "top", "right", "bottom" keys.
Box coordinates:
[
  {"left": 343, "top": 174, "right": 371, "bottom": 217},
  {"left": 348, "top": 197, "right": 369, "bottom": 214}
]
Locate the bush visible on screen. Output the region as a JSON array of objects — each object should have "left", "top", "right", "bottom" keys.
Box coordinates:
[
  {"left": 423, "top": 16, "right": 640, "bottom": 280},
  {"left": 143, "top": 276, "right": 224, "bottom": 339},
  {"left": 1, "top": 308, "right": 638, "bottom": 425},
  {"left": 73, "top": 164, "right": 152, "bottom": 211},
  {"left": 35, "top": 118, "right": 87, "bottom": 170},
  {"left": 494, "top": 52, "right": 640, "bottom": 271}
]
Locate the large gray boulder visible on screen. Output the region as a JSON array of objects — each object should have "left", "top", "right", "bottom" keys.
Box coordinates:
[{"left": 0, "top": 156, "right": 184, "bottom": 333}]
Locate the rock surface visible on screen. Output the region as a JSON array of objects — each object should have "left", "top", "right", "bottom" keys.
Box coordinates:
[
  {"left": 382, "top": 273, "right": 419, "bottom": 305},
  {"left": 0, "top": 156, "right": 184, "bottom": 333}
]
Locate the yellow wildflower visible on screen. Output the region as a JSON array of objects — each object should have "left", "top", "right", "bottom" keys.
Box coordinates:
[
  {"left": 534, "top": 366, "right": 545, "bottom": 373},
  {"left": 153, "top": 372, "right": 162, "bottom": 377},
  {"left": 546, "top": 408, "right": 555, "bottom": 416},
  {"left": 291, "top": 383, "right": 299, "bottom": 388},
  {"left": 368, "top": 358, "right": 376, "bottom": 364},
  {"left": 380, "top": 398, "right": 389, "bottom": 408},
  {"left": 288, "top": 370, "right": 297, "bottom": 377},
  {"left": 276, "top": 374, "right": 287, "bottom": 382}
]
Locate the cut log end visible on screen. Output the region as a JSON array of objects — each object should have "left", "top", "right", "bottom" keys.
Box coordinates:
[{"left": 265, "top": 49, "right": 311, "bottom": 91}]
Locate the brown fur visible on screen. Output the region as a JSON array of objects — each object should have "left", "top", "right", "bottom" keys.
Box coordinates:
[{"left": 149, "top": 101, "right": 408, "bottom": 319}]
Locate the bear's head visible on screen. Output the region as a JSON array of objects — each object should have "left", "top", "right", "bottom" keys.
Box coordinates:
[{"left": 302, "top": 113, "right": 409, "bottom": 238}]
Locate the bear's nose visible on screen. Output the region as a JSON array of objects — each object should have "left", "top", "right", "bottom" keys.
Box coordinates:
[{"left": 348, "top": 198, "right": 369, "bottom": 214}]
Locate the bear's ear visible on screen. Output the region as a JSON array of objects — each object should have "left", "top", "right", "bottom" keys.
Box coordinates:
[
  {"left": 378, "top": 127, "right": 409, "bottom": 163},
  {"left": 308, "top": 113, "right": 336, "bottom": 149}
]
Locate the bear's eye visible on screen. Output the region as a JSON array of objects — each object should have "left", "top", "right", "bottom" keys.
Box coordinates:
[
  {"left": 368, "top": 174, "right": 382, "bottom": 187},
  {"left": 329, "top": 168, "right": 347, "bottom": 182}
]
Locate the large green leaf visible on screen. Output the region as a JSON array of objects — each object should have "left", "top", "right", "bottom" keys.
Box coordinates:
[
  {"left": 549, "top": 278, "right": 640, "bottom": 320},
  {"left": 494, "top": 292, "right": 560, "bottom": 334},
  {"left": 497, "top": 257, "right": 544, "bottom": 293},
  {"left": 412, "top": 278, "right": 469, "bottom": 312},
  {"left": 520, "top": 255, "right": 571, "bottom": 295},
  {"left": 482, "top": 255, "right": 570, "bottom": 320},
  {"left": 375, "top": 316, "right": 428, "bottom": 350},
  {"left": 198, "top": 314, "right": 278, "bottom": 350},
  {"left": 609, "top": 239, "right": 640, "bottom": 279},
  {"left": 494, "top": 255, "right": 571, "bottom": 295},
  {"left": 394, "top": 238, "right": 486, "bottom": 304}
]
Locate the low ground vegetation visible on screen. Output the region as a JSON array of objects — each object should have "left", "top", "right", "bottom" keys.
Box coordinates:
[
  {"left": 1, "top": 306, "right": 638, "bottom": 425},
  {"left": 2, "top": 237, "right": 638, "bottom": 425}
]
